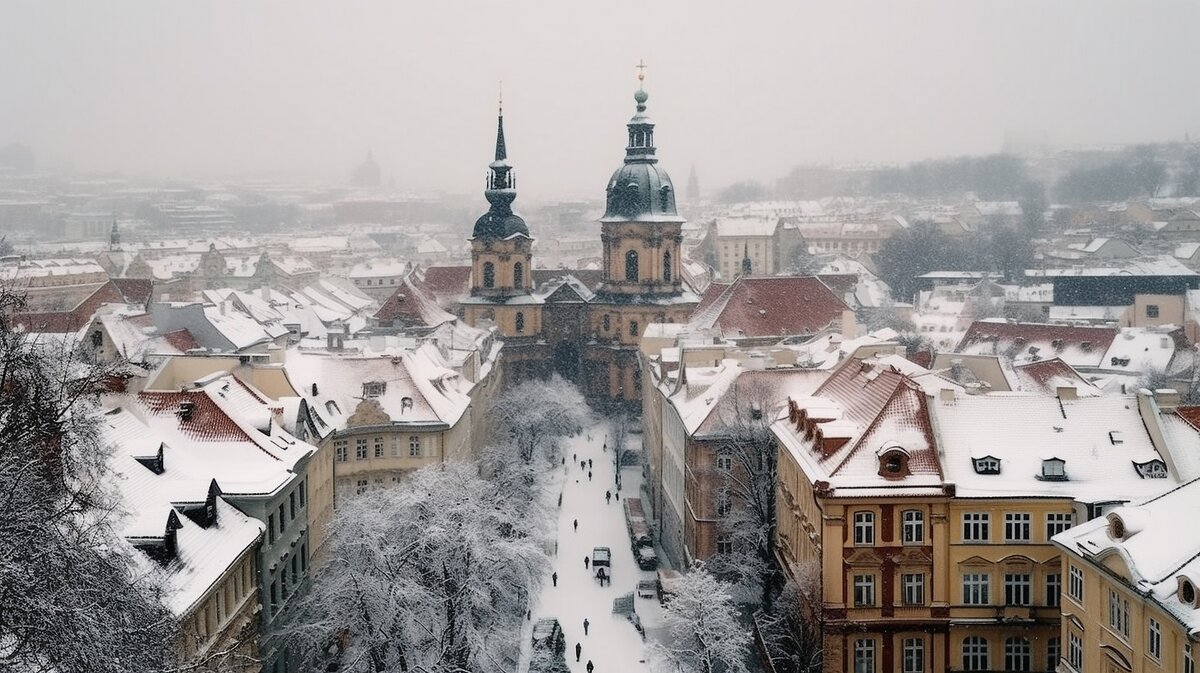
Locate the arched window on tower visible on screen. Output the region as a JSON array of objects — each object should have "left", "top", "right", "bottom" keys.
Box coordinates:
[
  {"left": 625, "top": 250, "right": 639, "bottom": 282},
  {"left": 513, "top": 262, "right": 523, "bottom": 289},
  {"left": 482, "top": 262, "right": 495, "bottom": 289},
  {"left": 663, "top": 251, "right": 672, "bottom": 282},
  {"left": 515, "top": 312, "right": 525, "bottom": 333}
]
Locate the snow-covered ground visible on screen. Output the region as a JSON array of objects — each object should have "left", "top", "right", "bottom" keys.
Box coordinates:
[{"left": 520, "top": 418, "right": 666, "bottom": 673}]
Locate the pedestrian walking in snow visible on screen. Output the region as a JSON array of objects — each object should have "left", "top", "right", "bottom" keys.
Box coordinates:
[
  {"left": 615, "top": 491, "right": 619, "bottom": 501},
  {"left": 587, "top": 660, "right": 594, "bottom": 673},
  {"left": 584, "top": 556, "right": 590, "bottom": 570},
  {"left": 581, "top": 460, "right": 586, "bottom": 470},
  {"left": 602, "top": 442, "right": 607, "bottom": 452},
  {"left": 583, "top": 618, "right": 590, "bottom": 635},
  {"left": 561, "top": 457, "right": 566, "bottom": 465},
  {"left": 552, "top": 571, "right": 558, "bottom": 587},
  {"left": 573, "top": 453, "right": 577, "bottom": 462},
  {"left": 605, "top": 490, "right": 611, "bottom": 504},
  {"left": 573, "top": 519, "right": 578, "bottom": 532},
  {"left": 588, "top": 458, "right": 593, "bottom": 469},
  {"left": 527, "top": 610, "right": 531, "bottom": 621},
  {"left": 588, "top": 471, "right": 592, "bottom": 481},
  {"left": 575, "top": 643, "right": 582, "bottom": 662}
]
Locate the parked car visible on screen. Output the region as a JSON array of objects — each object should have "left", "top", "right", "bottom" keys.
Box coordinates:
[
  {"left": 624, "top": 498, "right": 659, "bottom": 570},
  {"left": 592, "top": 546, "right": 612, "bottom": 583}
]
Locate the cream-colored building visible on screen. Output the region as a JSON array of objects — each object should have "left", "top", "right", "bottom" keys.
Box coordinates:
[
  {"left": 1053, "top": 477, "right": 1200, "bottom": 673},
  {"left": 710, "top": 216, "right": 781, "bottom": 280}
]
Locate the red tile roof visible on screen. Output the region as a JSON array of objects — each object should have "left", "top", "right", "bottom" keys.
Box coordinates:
[
  {"left": 689, "top": 276, "right": 849, "bottom": 339},
  {"left": 1175, "top": 406, "right": 1200, "bottom": 432},
  {"left": 1011, "top": 358, "right": 1091, "bottom": 393},
  {"left": 110, "top": 278, "right": 154, "bottom": 306},
  {"left": 693, "top": 283, "right": 731, "bottom": 315},
  {"left": 417, "top": 266, "right": 471, "bottom": 298},
  {"left": 139, "top": 391, "right": 252, "bottom": 442},
  {"left": 373, "top": 278, "right": 454, "bottom": 327},
  {"left": 956, "top": 321, "right": 1117, "bottom": 359},
  {"left": 815, "top": 273, "right": 857, "bottom": 297},
  {"left": 10, "top": 280, "right": 126, "bottom": 333},
  {"left": 162, "top": 329, "right": 200, "bottom": 353}
]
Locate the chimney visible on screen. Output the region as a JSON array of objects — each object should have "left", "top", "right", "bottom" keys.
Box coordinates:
[
  {"left": 178, "top": 400, "right": 195, "bottom": 422},
  {"left": 1156, "top": 388, "right": 1181, "bottom": 411},
  {"left": 1057, "top": 386, "right": 1078, "bottom": 402}
]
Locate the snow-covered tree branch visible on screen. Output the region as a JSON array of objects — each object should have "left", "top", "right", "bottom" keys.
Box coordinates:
[{"left": 653, "top": 566, "right": 751, "bottom": 673}]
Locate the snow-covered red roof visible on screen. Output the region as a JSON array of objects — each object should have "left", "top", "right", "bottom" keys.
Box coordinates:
[
  {"left": 933, "top": 390, "right": 1178, "bottom": 500},
  {"left": 1053, "top": 477, "right": 1200, "bottom": 635},
  {"left": 688, "top": 276, "right": 849, "bottom": 340},
  {"left": 713, "top": 216, "right": 778, "bottom": 238},
  {"left": 373, "top": 277, "right": 456, "bottom": 327},
  {"left": 956, "top": 321, "right": 1117, "bottom": 369}
]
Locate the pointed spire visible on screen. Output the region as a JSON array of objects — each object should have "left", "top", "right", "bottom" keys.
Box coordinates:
[
  {"left": 742, "top": 242, "right": 752, "bottom": 276},
  {"left": 625, "top": 60, "right": 656, "bottom": 163}
]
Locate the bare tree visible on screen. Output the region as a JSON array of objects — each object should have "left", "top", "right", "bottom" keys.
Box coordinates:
[
  {"left": 609, "top": 409, "right": 630, "bottom": 488},
  {"left": 705, "top": 377, "right": 779, "bottom": 606},
  {"left": 278, "top": 462, "right": 551, "bottom": 673},
  {"left": 489, "top": 375, "right": 588, "bottom": 463},
  {"left": 756, "top": 561, "right": 823, "bottom": 673},
  {"left": 0, "top": 287, "right": 177, "bottom": 673},
  {"left": 653, "top": 565, "right": 751, "bottom": 673}
]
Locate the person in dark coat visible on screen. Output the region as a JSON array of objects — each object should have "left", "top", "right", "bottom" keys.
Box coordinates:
[
  {"left": 573, "top": 519, "right": 578, "bottom": 531},
  {"left": 581, "top": 460, "right": 587, "bottom": 470},
  {"left": 584, "top": 556, "right": 590, "bottom": 570},
  {"left": 588, "top": 471, "right": 592, "bottom": 481},
  {"left": 605, "top": 490, "right": 611, "bottom": 504},
  {"left": 588, "top": 458, "right": 593, "bottom": 469},
  {"left": 552, "top": 571, "right": 558, "bottom": 587},
  {"left": 583, "top": 618, "right": 590, "bottom": 635},
  {"left": 586, "top": 660, "right": 594, "bottom": 673},
  {"left": 575, "top": 643, "right": 582, "bottom": 662}
]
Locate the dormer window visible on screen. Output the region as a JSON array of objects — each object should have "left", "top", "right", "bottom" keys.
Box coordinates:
[
  {"left": 1133, "top": 460, "right": 1168, "bottom": 479},
  {"left": 1052, "top": 338, "right": 1064, "bottom": 350},
  {"left": 1180, "top": 577, "right": 1199, "bottom": 607},
  {"left": 362, "top": 381, "right": 386, "bottom": 398},
  {"left": 1040, "top": 458, "right": 1068, "bottom": 481},
  {"left": 1080, "top": 341, "right": 1094, "bottom": 352},
  {"left": 400, "top": 396, "right": 414, "bottom": 412},
  {"left": 973, "top": 456, "right": 1002, "bottom": 475},
  {"left": 325, "top": 400, "right": 341, "bottom": 416},
  {"left": 876, "top": 446, "right": 911, "bottom": 479}
]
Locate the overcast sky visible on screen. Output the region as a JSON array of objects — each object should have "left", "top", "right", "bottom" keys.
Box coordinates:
[{"left": 2, "top": 1, "right": 1198, "bottom": 199}]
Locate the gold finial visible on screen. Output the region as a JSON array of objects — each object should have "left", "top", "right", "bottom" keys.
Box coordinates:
[{"left": 636, "top": 59, "right": 648, "bottom": 87}]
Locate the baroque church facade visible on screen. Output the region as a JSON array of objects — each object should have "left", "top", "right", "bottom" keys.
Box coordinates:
[{"left": 460, "top": 79, "right": 698, "bottom": 404}]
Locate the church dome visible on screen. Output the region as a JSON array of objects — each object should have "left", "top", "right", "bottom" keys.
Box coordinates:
[
  {"left": 472, "top": 209, "right": 529, "bottom": 240},
  {"left": 600, "top": 83, "right": 684, "bottom": 224}
]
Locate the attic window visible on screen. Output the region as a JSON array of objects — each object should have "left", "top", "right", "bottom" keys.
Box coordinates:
[
  {"left": 1080, "top": 341, "right": 1094, "bottom": 352},
  {"left": 1134, "top": 460, "right": 1168, "bottom": 479},
  {"left": 973, "top": 456, "right": 1001, "bottom": 475},
  {"left": 1051, "top": 338, "right": 1064, "bottom": 350},
  {"left": 400, "top": 396, "right": 414, "bottom": 412},
  {"left": 1109, "top": 431, "right": 1124, "bottom": 445},
  {"left": 362, "top": 381, "right": 386, "bottom": 398},
  {"left": 1181, "top": 578, "right": 1198, "bottom": 607},
  {"left": 325, "top": 400, "right": 341, "bottom": 416},
  {"left": 1040, "top": 458, "right": 1068, "bottom": 481},
  {"left": 876, "top": 446, "right": 911, "bottom": 479}
]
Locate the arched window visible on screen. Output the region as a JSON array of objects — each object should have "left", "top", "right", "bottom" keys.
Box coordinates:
[
  {"left": 513, "top": 261, "right": 523, "bottom": 289},
  {"left": 962, "top": 636, "right": 989, "bottom": 671},
  {"left": 1003, "top": 637, "right": 1031, "bottom": 672},
  {"left": 515, "top": 312, "right": 525, "bottom": 333},
  {"left": 663, "top": 251, "right": 672, "bottom": 282},
  {"left": 482, "top": 262, "right": 495, "bottom": 289},
  {"left": 625, "top": 250, "right": 639, "bottom": 282}
]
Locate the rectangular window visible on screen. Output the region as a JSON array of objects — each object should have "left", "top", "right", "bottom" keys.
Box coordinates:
[
  {"left": 963, "top": 573, "right": 990, "bottom": 605},
  {"left": 391, "top": 438, "right": 401, "bottom": 457},
  {"left": 1046, "top": 512, "right": 1074, "bottom": 539},
  {"left": 1068, "top": 633, "right": 1082, "bottom": 668},
  {"left": 853, "top": 511, "right": 875, "bottom": 545},
  {"left": 289, "top": 492, "right": 296, "bottom": 520},
  {"left": 301, "top": 543, "right": 308, "bottom": 572},
  {"left": 291, "top": 554, "right": 298, "bottom": 581},
  {"left": 716, "top": 535, "right": 733, "bottom": 555},
  {"left": 1109, "top": 589, "right": 1130, "bottom": 639},
  {"left": 1046, "top": 573, "right": 1061, "bottom": 608},
  {"left": 299, "top": 480, "right": 306, "bottom": 508},
  {"left": 270, "top": 581, "right": 278, "bottom": 611},
  {"left": 853, "top": 639, "right": 875, "bottom": 673},
  {"left": 901, "top": 638, "right": 924, "bottom": 673},
  {"left": 278, "top": 504, "right": 286, "bottom": 533},
  {"left": 1004, "top": 573, "right": 1031, "bottom": 606},
  {"left": 1148, "top": 617, "right": 1161, "bottom": 660},
  {"left": 902, "top": 573, "right": 925, "bottom": 606},
  {"left": 268, "top": 514, "right": 276, "bottom": 544},
  {"left": 373, "top": 437, "right": 384, "bottom": 458},
  {"left": 1004, "top": 513, "right": 1031, "bottom": 541},
  {"left": 355, "top": 438, "right": 368, "bottom": 460},
  {"left": 355, "top": 479, "right": 368, "bottom": 495},
  {"left": 716, "top": 454, "right": 732, "bottom": 471},
  {"left": 962, "top": 513, "right": 990, "bottom": 542},
  {"left": 1068, "top": 565, "right": 1084, "bottom": 603},
  {"left": 280, "top": 568, "right": 288, "bottom": 597},
  {"left": 853, "top": 574, "right": 875, "bottom": 607},
  {"left": 1046, "top": 638, "right": 1060, "bottom": 671},
  {"left": 409, "top": 435, "right": 421, "bottom": 457},
  {"left": 1186, "top": 643, "right": 1194, "bottom": 673},
  {"left": 902, "top": 510, "right": 924, "bottom": 544},
  {"left": 335, "top": 441, "right": 347, "bottom": 462},
  {"left": 1147, "top": 304, "right": 1160, "bottom": 318}
]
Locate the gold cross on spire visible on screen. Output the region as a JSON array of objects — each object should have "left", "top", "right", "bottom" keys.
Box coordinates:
[{"left": 636, "top": 59, "right": 648, "bottom": 86}]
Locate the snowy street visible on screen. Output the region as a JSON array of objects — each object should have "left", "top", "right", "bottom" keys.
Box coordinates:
[{"left": 521, "top": 417, "right": 666, "bottom": 673}]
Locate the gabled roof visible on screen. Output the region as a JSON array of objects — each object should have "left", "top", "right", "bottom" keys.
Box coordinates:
[
  {"left": 532, "top": 268, "right": 604, "bottom": 292},
  {"left": 772, "top": 357, "right": 943, "bottom": 495},
  {"left": 1010, "top": 358, "right": 1100, "bottom": 396},
  {"left": 373, "top": 277, "right": 456, "bottom": 327},
  {"left": 956, "top": 321, "right": 1117, "bottom": 369},
  {"left": 688, "top": 276, "right": 849, "bottom": 339},
  {"left": 11, "top": 280, "right": 130, "bottom": 333},
  {"left": 417, "top": 265, "right": 472, "bottom": 303}
]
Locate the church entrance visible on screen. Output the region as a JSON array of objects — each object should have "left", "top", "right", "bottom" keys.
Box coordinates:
[{"left": 552, "top": 340, "right": 581, "bottom": 382}]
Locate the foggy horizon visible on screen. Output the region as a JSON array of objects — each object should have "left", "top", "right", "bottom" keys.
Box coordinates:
[{"left": 3, "top": 0, "right": 1199, "bottom": 198}]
